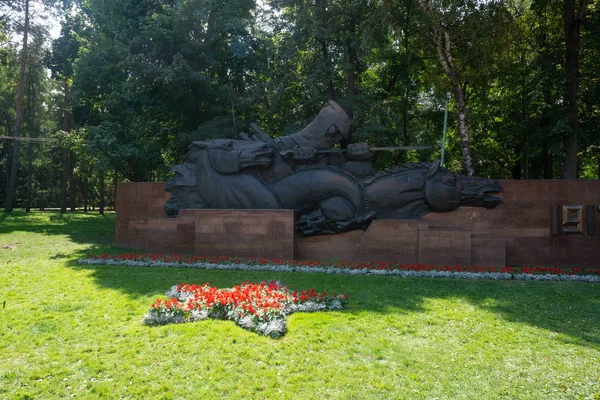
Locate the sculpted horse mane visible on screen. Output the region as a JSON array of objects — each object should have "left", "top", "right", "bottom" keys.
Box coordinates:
[{"left": 365, "top": 162, "right": 433, "bottom": 183}]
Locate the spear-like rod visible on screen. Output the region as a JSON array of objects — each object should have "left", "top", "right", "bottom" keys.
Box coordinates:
[{"left": 316, "top": 145, "right": 431, "bottom": 154}]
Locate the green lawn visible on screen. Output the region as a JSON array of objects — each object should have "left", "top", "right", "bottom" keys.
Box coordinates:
[{"left": 1, "top": 212, "right": 599, "bottom": 399}]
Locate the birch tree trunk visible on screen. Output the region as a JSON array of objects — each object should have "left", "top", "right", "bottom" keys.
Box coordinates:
[{"left": 418, "top": 0, "right": 475, "bottom": 176}]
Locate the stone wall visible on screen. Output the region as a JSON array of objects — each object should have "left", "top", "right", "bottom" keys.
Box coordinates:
[
  {"left": 421, "top": 180, "right": 600, "bottom": 267},
  {"left": 116, "top": 180, "right": 600, "bottom": 267},
  {"left": 297, "top": 180, "right": 600, "bottom": 266},
  {"left": 115, "top": 183, "right": 294, "bottom": 260}
]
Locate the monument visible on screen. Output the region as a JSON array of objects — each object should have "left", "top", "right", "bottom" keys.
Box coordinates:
[
  {"left": 115, "top": 101, "right": 600, "bottom": 266},
  {"left": 164, "top": 101, "right": 502, "bottom": 236}
]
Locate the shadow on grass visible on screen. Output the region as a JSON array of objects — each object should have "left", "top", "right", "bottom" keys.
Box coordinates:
[
  {"left": 0, "top": 211, "right": 116, "bottom": 248},
  {"left": 70, "top": 259, "right": 600, "bottom": 349}
]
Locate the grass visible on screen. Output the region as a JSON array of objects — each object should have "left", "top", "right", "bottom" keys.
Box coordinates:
[{"left": 1, "top": 211, "right": 599, "bottom": 399}]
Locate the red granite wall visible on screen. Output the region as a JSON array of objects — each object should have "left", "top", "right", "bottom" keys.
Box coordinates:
[
  {"left": 297, "top": 180, "right": 600, "bottom": 267},
  {"left": 116, "top": 180, "right": 600, "bottom": 267},
  {"left": 420, "top": 180, "right": 600, "bottom": 267},
  {"left": 115, "top": 183, "right": 294, "bottom": 260}
]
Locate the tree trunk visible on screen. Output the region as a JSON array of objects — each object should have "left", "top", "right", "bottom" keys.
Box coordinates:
[
  {"left": 83, "top": 174, "right": 88, "bottom": 213},
  {"left": 61, "top": 80, "right": 72, "bottom": 213},
  {"left": 60, "top": 149, "right": 68, "bottom": 213},
  {"left": 3, "top": 119, "right": 12, "bottom": 197},
  {"left": 25, "top": 75, "right": 37, "bottom": 212},
  {"left": 5, "top": 0, "right": 29, "bottom": 212},
  {"left": 538, "top": 16, "right": 554, "bottom": 180},
  {"left": 26, "top": 67, "right": 35, "bottom": 212},
  {"left": 69, "top": 150, "right": 76, "bottom": 211},
  {"left": 26, "top": 141, "right": 33, "bottom": 212},
  {"left": 542, "top": 143, "right": 553, "bottom": 179},
  {"left": 402, "top": 0, "right": 412, "bottom": 147},
  {"left": 319, "top": 40, "right": 336, "bottom": 101},
  {"left": 327, "top": 78, "right": 336, "bottom": 101},
  {"left": 395, "top": 0, "right": 413, "bottom": 166},
  {"left": 597, "top": 150, "right": 600, "bottom": 179},
  {"left": 418, "top": 0, "right": 474, "bottom": 176},
  {"left": 99, "top": 171, "right": 105, "bottom": 215},
  {"left": 453, "top": 81, "right": 474, "bottom": 176},
  {"left": 562, "top": 0, "right": 588, "bottom": 179},
  {"left": 316, "top": 0, "right": 335, "bottom": 101},
  {"left": 522, "top": 147, "right": 529, "bottom": 179},
  {"left": 347, "top": 45, "right": 357, "bottom": 119},
  {"left": 112, "top": 171, "right": 118, "bottom": 211},
  {"left": 512, "top": 159, "right": 522, "bottom": 180}
]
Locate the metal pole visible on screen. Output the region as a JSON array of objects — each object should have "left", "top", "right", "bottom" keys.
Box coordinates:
[{"left": 440, "top": 92, "right": 451, "bottom": 167}]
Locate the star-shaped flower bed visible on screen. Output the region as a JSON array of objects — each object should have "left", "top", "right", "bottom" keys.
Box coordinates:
[{"left": 143, "top": 281, "right": 348, "bottom": 338}]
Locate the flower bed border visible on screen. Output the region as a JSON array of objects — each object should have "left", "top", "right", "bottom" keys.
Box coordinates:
[{"left": 78, "top": 253, "right": 600, "bottom": 283}]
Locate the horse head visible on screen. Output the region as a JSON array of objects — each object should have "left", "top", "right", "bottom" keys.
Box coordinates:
[{"left": 424, "top": 160, "right": 502, "bottom": 212}]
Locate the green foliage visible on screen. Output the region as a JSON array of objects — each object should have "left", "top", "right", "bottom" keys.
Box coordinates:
[
  {"left": 2, "top": 0, "right": 600, "bottom": 211},
  {"left": 70, "top": 0, "right": 262, "bottom": 180}
]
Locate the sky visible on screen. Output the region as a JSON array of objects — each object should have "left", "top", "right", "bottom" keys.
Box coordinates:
[{"left": 49, "top": 16, "right": 61, "bottom": 39}]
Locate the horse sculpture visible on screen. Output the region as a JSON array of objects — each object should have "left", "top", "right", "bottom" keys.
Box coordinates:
[{"left": 165, "top": 138, "right": 502, "bottom": 236}]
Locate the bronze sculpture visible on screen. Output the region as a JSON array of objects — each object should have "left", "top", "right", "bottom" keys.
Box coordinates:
[{"left": 165, "top": 101, "right": 501, "bottom": 236}]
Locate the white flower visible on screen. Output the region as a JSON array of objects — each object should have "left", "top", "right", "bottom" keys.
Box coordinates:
[
  {"left": 78, "top": 257, "right": 600, "bottom": 283},
  {"left": 255, "top": 318, "right": 287, "bottom": 338},
  {"left": 289, "top": 301, "right": 327, "bottom": 313},
  {"left": 189, "top": 309, "right": 210, "bottom": 321},
  {"left": 142, "top": 310, "right": 186, "bottom": 326},
  {"left": 165, "top": 285, "right": 183, "bottom": 299}
]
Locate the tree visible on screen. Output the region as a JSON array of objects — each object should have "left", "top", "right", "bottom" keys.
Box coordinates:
[
  {"left": 70, "top": 0, "right": 260, "bottom": 182},
  {"left": 579, "top": 0, "right": 600, "bottom": 178},
  {"left": 5, "top": 0, "right": 28, "bottom": 212},
  {"left": 47, "top": 10, "right": 82, "bottom": 212},
  {"left": 24, "top": 30, "right": 48, "bottom": 212},
  {"left": 562, "top": 0, "right": 590, "bottom": 178},
  {"left": 418, "top": 0, "right": 475, "bottom": 176},
  {"left": 2, "top": 0, "right": 588, "bottom": 196},
  {"left": 0, "top": 41, "right": 19, "bottom": 206}
]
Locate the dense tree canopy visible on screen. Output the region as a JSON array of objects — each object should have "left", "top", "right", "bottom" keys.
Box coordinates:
[{"left": 0, "top": 0, "right": 598, "bottom": 211}]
